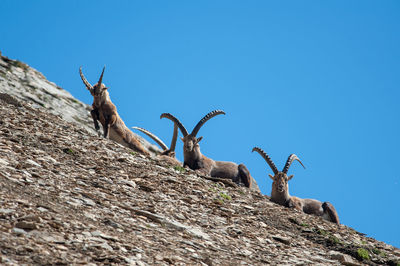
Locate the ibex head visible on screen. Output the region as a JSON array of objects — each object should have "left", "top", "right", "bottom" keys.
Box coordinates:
[
  {"left": 79, "top": 66, "right": 108, "bottom": 99},
  {"left": 252, "top": 147, "right": 305, "bottom": 193},
  {"left": 160, "top": 110, "right": 225, "bottom": 153}
]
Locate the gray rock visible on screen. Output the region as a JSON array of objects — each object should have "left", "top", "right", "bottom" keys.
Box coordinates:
[
  {"left": 15, "top": 221, "right": 38, "bottom": 230},
  {"left": 0, "top": 208, "right": 14, "bottom": 214},
  {"left": 12, "top": 227, "right": 27, "bottom": 235},
  {"left": 329, "top": 251, "right": 360, "bottom": 266},
  {"left": 272, "top": 235, "right": 291, "bottom": 245}
]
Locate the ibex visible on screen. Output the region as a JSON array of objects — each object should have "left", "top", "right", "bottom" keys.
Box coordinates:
[
  {"left": 132, "top": 123, "right": 181, "bottom": 166},
  {"left": 160, "top": 110, "right": 259, "bottom": 191},
  {"left": 79, "top": 66, "right": 149, "bottom": 155},
  {"left": 252, "top": 147, "right": 339, "bottom": 224}
]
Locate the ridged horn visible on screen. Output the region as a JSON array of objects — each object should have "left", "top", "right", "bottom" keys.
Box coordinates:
[
  {"left": 132, "top": 127, "right": 168, "bottom": 151},
  {"left": 79, "top": 66, "right": 93, "bottom": 91},
  {"left": 169, "top": 123, "right": 178, "bottom": 152},
  {"left": 191, "top": 110, "right": 225, "bottom": 137},
  {"left": 282, "top": 154, "right": 305, "bottom": 174},
  {"left": 97, "top": 66, "right": 105, "bottom": 87},
  {"left": 160, "top": 113, "right": 189, "bottom": 137},
  {"left": 252, "top": 147, "right": 278, "bottom": 175}
]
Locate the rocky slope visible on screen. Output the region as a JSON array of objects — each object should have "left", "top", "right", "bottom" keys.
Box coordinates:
[
  {"left": 0, "top": 53, "right": 159, "bottom": 153},
  {"left": 0, "top": 55, "right": 399, "bottom": 265}
]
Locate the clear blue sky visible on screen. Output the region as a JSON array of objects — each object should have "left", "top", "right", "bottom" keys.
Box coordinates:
[{"left": 1, "top": 1, "right": 399, "bottom": 248}]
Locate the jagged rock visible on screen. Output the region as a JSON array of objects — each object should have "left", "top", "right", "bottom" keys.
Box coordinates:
[
  {"left": 329, "top": 251, "right": 360, "bottom": 266},
  {"left": 15, "top": 221, "right": 38, "bottom": 230},
  {"left": 272, "top": 235, "right": 291, "bottom": 245}
]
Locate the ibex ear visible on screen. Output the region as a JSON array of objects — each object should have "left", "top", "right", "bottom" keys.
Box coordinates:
[
  {"left": 287, "top": 175, "right": 294, "bottom": 181},
  {"left": 196, "top": 136, "right": 203, "bottom": 143},
  {"left": 268, "top": 174, "right": 274, "bottom": 180}
]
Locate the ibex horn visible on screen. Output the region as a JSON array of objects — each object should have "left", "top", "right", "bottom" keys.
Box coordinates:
[
  {"left": 132, "top": 127, "right": 168, "bottom": 151},
  {"left": 252, "top": 147, "right": 278, "bottom": 175},
  {"left": 160, "top": 113, "right": 189, "bottom": 137},
  {"left": 97, "top": 66, "right": 105, "bottom": 88},
  {"left": 79, "top": 66, "right": 93, "bottom": 92},
  {"left": 169, "top": 123, "right": 178, "bottom": 152},
  {"left": 282, "top": 154, "right": 305, "bottom": 174},
  {"left": 191, "top": 110, "right": 225, "bottom": 137}
]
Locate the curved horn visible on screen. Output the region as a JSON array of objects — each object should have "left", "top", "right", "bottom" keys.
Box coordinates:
[
  {"left": 79, "top": 66, "right": 93, "bottom": 91},
  {"left": 169, "top": 123, "right": 178, "bottom": 152},
  {"left": 132, "top": 127, "right": 168, "bottom": 151},
  {"left": 191, "top": 110, "right": 226, "bottom": 137},
  {"left": 160, "top": 113, "right": 189, "bottom": 137},
  {"left": 97, "top": 66, "right": 105, "bottom": 87},
  {"left": 282, "top": 154, "right": 305, "bottom": 174},
  {"left": 252, "top": 147, "right": 278, "bottom": 175}
]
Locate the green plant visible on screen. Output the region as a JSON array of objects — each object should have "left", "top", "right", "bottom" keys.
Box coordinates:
[
  {"left": 211, "top": 182, "right": 222, "bottom": 189},
  {"left": 314, "top": 228, "right": 328, "bottom": 236},
  {"left": 328, "top": 235, "right": 341, "bottom": 245},
  {"left": 219, "top": 192, "right": 231, "bottom": 201},
  {"left": 300, "top": 223, "right": 309, "bottom": 227},
  {"left": 129, "top": 151, "right": 136, "bottom": 156},
  {"left": 356, "top": 248, "right": 370, "bottom": 261},
  {"left": 372, "top": 248, "right": 383, "bottom": 256},
  {"left": 174, "top": 165, "right": 186, "bottom": 173},
  {"left": 209, "top": 187, "right": 217, "bottom": 193},
  {"left": 372, "top": 248, "right": 379, "bottom": 254},
  {"left": 214, "top": 198, "right": 224, "bottom": 205},
  {"left": 63, "top": 148, "right": 75, "bottom": 155}
]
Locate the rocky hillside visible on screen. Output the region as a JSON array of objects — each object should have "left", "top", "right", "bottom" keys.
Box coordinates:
[
  {"left": 0, "top": 53, "right": 159, "bottom": 153},
  {"left": 0, "top": 56, "right": 399, "bottom": 265}
]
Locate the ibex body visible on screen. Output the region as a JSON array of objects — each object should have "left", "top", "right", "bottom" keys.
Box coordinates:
[
  {"left": 252, "top": 147, "right": 339, "bottom": 224},
  {"left": 79, "top": 67, "right": 149, "bottom": 155},
  {"left": 161, "top": 110, "right": 259, "bottom": 191},
  {"left": 132, "top": 124, "right": 181, "bottom": 166}
]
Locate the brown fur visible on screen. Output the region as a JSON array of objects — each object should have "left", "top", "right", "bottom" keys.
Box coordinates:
[
  {"left": 253, "top": 148, "right": 339, "bottom": 224},
  {"left": 272, "top": 173, "right": 339, "bottom": 224},
  {"left": 80, "top": 67, "right": 149, "bottom": 155},
  {"left": 161, "top": 112, "right": 260, "bottom": 192},
  {"left": 93, "top": 87, "right": 149, "bottom": 155},
  {"left": 186, "top": 143, "right": 259, "bottom": 191}
]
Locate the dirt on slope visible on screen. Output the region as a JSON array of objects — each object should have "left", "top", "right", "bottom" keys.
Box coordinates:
[{"left": 0, "top": 93, "right": 399, "bottom": 265}]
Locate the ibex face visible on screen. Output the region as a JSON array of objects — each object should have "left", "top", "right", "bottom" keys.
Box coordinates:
[
  {"left": 253, "top": 147, "right": 304, "bottom": 204},
  {"left": 181, "top": 135, "right": 203, "bottom": 153},
  {"left": 271, "top": 172, "right": 293, "bottom": 193},
  {"left": 161, "top": 110, "right": 225, "bottom": 170},
  {"left": 79, "top": 66, "right": 109, "bottom": 107},
  {"left": 92, "top": 83, "right": 109, "bottom": 107},
  {"left": 161, "top": 110, "right": 224, "bottom": 155}
]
